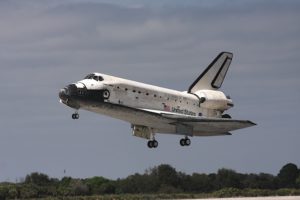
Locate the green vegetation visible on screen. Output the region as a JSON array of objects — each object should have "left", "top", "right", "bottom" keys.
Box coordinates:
[{"left": 0, "top": 163, "right": 300, "bottom": 199}]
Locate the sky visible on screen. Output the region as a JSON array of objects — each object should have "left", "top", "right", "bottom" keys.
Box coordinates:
[{"left": 0, "top": 0, "right": 299, "bottom": 182}]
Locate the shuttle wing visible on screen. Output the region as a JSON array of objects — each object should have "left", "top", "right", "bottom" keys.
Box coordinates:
[
  {"left": 169, "top": 116, "right": 256, "bottom": 136},
  {"left": 81, "top": 102, "right": 255, "bottom": 137},
  {"left": 138, "top": 108, "right": 256, "bottom": 136}
]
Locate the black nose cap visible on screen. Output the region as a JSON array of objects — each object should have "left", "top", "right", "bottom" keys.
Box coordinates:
[
  {"left": 59, "top": 88, "right": 68, "bottom": 101},
  {"left": 59, "top": 84, "right": 78, "bottom": 101}
]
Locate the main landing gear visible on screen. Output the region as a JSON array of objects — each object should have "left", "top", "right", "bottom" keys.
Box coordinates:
[
  {"left": 180, "top": 137, "right": 191, "bottom": 146},
  {"left": 146, "top": 131, "right": 158, "bottom": 149},
  {"left": 147, "top": 140, "right": 158, "bottom": 148},
  {"left": 72, "top": 112, "right": 79, "bottom": 119}
]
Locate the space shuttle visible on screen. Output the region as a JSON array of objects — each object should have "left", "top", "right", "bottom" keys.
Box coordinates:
[{"left": 59, "top": 52, "right": 255, "bottom": 148}]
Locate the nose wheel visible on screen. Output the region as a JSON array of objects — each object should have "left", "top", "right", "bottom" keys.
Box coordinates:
[
  {"left": 180, "top": 137, "right": 191, "bottom": 146},
  {"left": 72, "top": 112, "right": 79, "bottom": 119}
]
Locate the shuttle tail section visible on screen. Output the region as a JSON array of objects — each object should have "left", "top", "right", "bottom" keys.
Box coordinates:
[{"left": 188, "top": 52, "right": 233, "bottom": 93}]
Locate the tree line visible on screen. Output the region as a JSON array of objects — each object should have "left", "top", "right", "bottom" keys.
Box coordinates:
[{"left": 0, "top": 163, "right": 300, "bottom": 199}]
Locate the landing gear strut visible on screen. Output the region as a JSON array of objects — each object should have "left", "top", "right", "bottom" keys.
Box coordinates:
[
  {"left": 72, "top": 112, "right": 79, "bottom": 119},
  {"left": 180, "top": 137, "right": 191, "bottom": 146}
]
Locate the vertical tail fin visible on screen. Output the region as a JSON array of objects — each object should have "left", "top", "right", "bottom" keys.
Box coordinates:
[{"left": 188, "top": 52, "right": 233, "bottom": 93}]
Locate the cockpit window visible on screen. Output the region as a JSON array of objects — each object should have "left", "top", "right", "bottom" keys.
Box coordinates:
[
  {"left": 84, "top": 74, "right": 93, "bottom": 79},
  {"left": 93, "top": 76, "right": 103, "bottom": 81},
  {"left": 84, "top": 74, "right": 103, "bottom": 81}
]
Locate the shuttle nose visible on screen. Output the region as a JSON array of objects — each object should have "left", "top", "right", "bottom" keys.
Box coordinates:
[
  {"left": 59, "top": 88, "right": 68, "bottom": 101},
  {"left": 58, "top": 84, "right": 78, "bottom": 101},
  {"left": 59, "top": 84, "right": 81, "bottom": 109}
]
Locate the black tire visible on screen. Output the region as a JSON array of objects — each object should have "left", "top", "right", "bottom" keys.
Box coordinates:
[
  {"left": 153, "top": 140, "right": 158, "bottom": 148},
  {"left": 180, "top": 139, "right": 185, "bottom": 146},
  {"left": 185, "top": 138, "right": 191, "bottom": 146},
  {"left": 147, "top": 141, "right": 153, "bottom": 148},
  {"left": 72, "top": 113, "right": 79, "bottom": 119}
]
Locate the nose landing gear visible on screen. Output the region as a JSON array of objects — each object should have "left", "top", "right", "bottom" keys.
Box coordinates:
[{"left": 72, "top": 112, "right": 79, "bottom": 119}]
